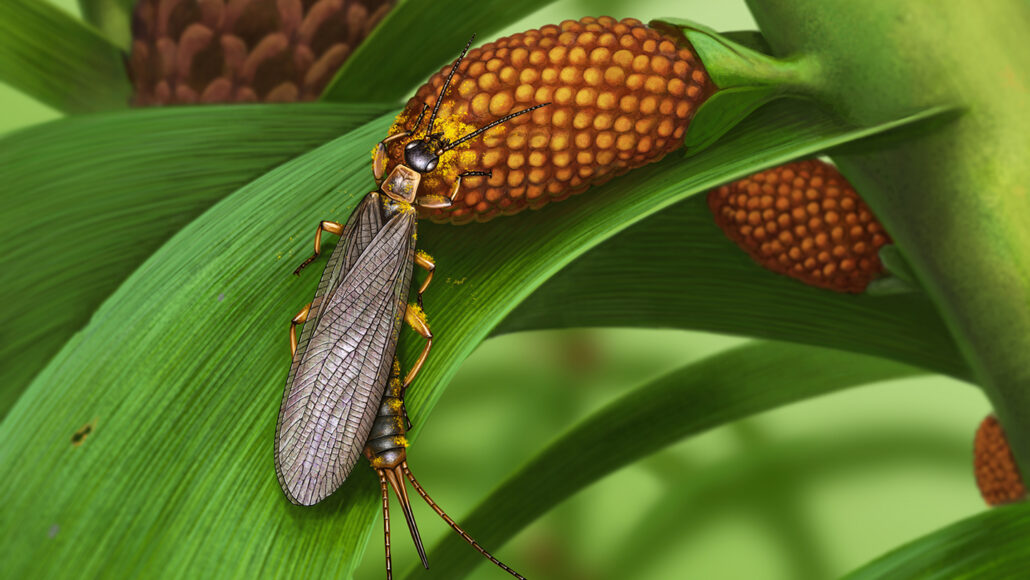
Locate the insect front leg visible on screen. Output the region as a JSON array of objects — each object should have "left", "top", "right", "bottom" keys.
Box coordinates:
[
  {"left": 413, "top": 251, "right": 435, "bottom": 308},
  {"left": 373, "top": 131, "right": 411, "bottom": 183},
  {"left": 402, "top": 304, "right": 433, "bottom": 389},
  {"left": 415, "top": 170, "right": 492, "bottom": 209},
  {"left": 293, "top": 221, "right": 344, "bottom": 275}
]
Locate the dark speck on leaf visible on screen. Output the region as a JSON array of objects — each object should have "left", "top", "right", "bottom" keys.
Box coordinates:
[
  {"left": 48, "top": 524, "right": 59, "bottom": 538},
  {"left": 217, "top": 293, "right": 225, "bottom": 302}
]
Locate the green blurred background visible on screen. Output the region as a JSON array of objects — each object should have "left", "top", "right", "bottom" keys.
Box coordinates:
[{"left": 0, "top": 0, "right": 991, "bottom": 578}]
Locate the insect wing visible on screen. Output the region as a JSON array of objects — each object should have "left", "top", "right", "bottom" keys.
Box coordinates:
[
  {"left": 304, "top": 193, "right": 385, "bottom": 340},
  {"left": 276, "top": 208, "right": 416, "bottom": 505}
]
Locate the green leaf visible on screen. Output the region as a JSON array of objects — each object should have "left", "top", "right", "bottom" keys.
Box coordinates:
[
  {"left": 0, "top": 0, "right": 132, "bottom": 113},
  {"left": 412, "top": 341, "right": 926, "bottom": 579},
  {"left": 320, "top": 0, "right": 557, "bottom": 103},
  {"left": 608, "top": 426, "right": 970, "bottom": 579},
  {"left": 0, "top": 100, "right": 951, "bottom": 576},
  {"left": 78, "top": 0, "right": 134, "bottom": 50},
  {"left": 650, "top": 19, "right": 822, "bottom": 154},
  {"left": 499, "top": 197, "right": 968, "bottom": 380},
  {"left": 682, "top": 85, "right": 781, "bottom": 152},
  {"left": 844, "top": 502, "right": 1030, "bottom": 579},
  {"left": 0, "top": 102, "right": 391, "bottom": 416},
  {"left": 879, "top": 244, "right": 918, "bottom": 283}
]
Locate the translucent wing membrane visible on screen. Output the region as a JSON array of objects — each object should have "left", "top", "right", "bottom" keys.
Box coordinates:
[{"left": 276, "top": 199, "right": 416, "bottom": 505}]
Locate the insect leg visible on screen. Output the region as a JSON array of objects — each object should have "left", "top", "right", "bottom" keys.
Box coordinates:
[
  {"left": 292, "top": 221, "right": 344, "bottom": 275},
  {"left": 289, "top": 302, "right": 311, "bottom": 357},
  {"left": 376, "top": 469, "right": 394, "bottom": 580},
  {"left": 373, "top": 131, "right": 411, "bottom": 183},
  {"left": 415, "top": 171, "right": 492, "bottom": 210},
  {"left": 413, "top": 251, "right": 435, "bottom": 308},
  {"left": 402, "top": 304, "right": 433, "bottom": 389}
]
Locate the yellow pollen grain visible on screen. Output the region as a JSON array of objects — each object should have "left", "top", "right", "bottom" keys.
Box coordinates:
[
  {"left": 594, "top": 113, "right": 613, "bottom": 130},
  {"left": 612, "top": 49, "right": 633, "bottom": 67},
  {"left": 645, "top": 75, "right": 667, "bottom": 93},
  {"left": 515, "top": 84, "right": 534, "bottom": 102},
  {"left": 499, "top": 66, "right": 517, "bottom": 84},
  {"left": 470, "top": 93, "right": 490, "bottom": 115},
  {"left": 551, "top": 108, "right": 570, "bottom": 127},
  {"left": 489, "top": 92, "right": 513, "bottom": 116},
  {"left": 575, "top": 88, "right": 598, "bottom": 106},
  {"left": 583, "top": 67, "right": 603, "bottom": 86},
  {"left": 632, "top": 54, "right": 650, "bottom": 72},
  {"left": 548, "top": 46, "right": 567, "bottom": 64},
  {"left": 554, "top": 87, "right": 574, "bottom": 105},
  {"left": 569, "top": 46, "right": 588, "bottom": 65},
  {"left": 560, "top": 66, "right": 582, "bottom": 84},
  {"left": 604, "top": 66, "right": 626, "bottom": 86},
  {"left": 590, "top": 47, "right": 611, "bottom": 64}
]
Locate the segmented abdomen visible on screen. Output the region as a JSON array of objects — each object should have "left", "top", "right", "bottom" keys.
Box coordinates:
[{"left": 363, "top": 366, "right": 408, "bottom": 469}]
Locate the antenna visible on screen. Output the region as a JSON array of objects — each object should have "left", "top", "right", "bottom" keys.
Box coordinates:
[
  {"left": 441, "top": 102, "right": 551, "bottom": 153},
  {"left": 402, "top": 463, "right": 526, "bottom": 579},
  {"left": 426, "top": 34, "right": 476, "bottom": 138},
  {"left": 409, "top": 103, "right": 429, "bottom": 134}
]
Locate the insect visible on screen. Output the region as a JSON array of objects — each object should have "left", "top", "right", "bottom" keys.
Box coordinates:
[{"left": 274, "top": 36, "right": 541, "bottom": 578}]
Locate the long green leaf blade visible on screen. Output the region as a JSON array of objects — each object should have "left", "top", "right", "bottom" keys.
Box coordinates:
[
  {"left": 411, "top": 341, "right": 927, "bottom": 578},
  {"left": 844, "top": 502, "right": 1030, "bottom": 579},
  {"left": 77, "top": 0, "right": 134, "bottom": 50},
  {"left": 0, "top": 103, "right": 391, "bottom": 415},
  {"left": 0, "top": 0, "right": 131, "bottom": 113},
  {"left": 499, "top": 195, "right": 967, "bottom": 379},
  {"left": 320, "top": 0, "right": 557, "bottom": 103},
  {"left": 0, "top": 100, "right": 949, "bottom": 577}
]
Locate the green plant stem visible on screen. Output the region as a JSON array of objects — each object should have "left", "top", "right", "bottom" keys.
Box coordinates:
[{"left": 746, "top": 0, "right": 1030, "bottom": 466}]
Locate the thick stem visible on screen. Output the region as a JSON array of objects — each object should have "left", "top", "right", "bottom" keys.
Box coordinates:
[{"left": 745, "top": 0, "right": 1030, "bottom": 464}]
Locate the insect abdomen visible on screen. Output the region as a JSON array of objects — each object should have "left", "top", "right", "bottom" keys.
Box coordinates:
[
  {"left": 388, "top": 16, "right": 714, "bottom": 223},
  {"left": 364, "top": 372, "right": 408, "bottom": 469}
]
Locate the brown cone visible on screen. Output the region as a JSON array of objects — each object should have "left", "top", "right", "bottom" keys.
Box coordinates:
[
  {"left": 384, "top": 17, "right": 715, "bottom": 224},
  {"left": 128, "top": 0, "right": 394, "bottom": 105},
  {"left": 974, "top": 415, "right": 1027, "bottom": 506},
  {"left": 708, "top": 159, "right": 891, "bottom": 293}
]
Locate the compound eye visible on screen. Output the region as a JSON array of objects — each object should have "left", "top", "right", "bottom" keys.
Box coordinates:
[
  {"left": 405, "top": 141, "right": 419, "bottom": 151},
  {"left": 426, "top": 158, "right": 438, "bottom": 172}
]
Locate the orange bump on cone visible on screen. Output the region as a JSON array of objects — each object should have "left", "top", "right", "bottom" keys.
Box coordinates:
[
  {"left": 708, "top": 159, "right": 891, "bottom": 293},
  {"left": 387, "top": 16, "right": 715, "bottom": 223},
  {"left": 974, "top": 415, "right": 1027, "bottom": 506}
]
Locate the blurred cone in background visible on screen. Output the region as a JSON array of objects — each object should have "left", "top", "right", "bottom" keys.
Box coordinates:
[
  {"left": 128, "top": 0, "right": 394, "bottom": 105},
  {"left": 974, "top": 415, "right": 1026, "bottom": 506}
]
